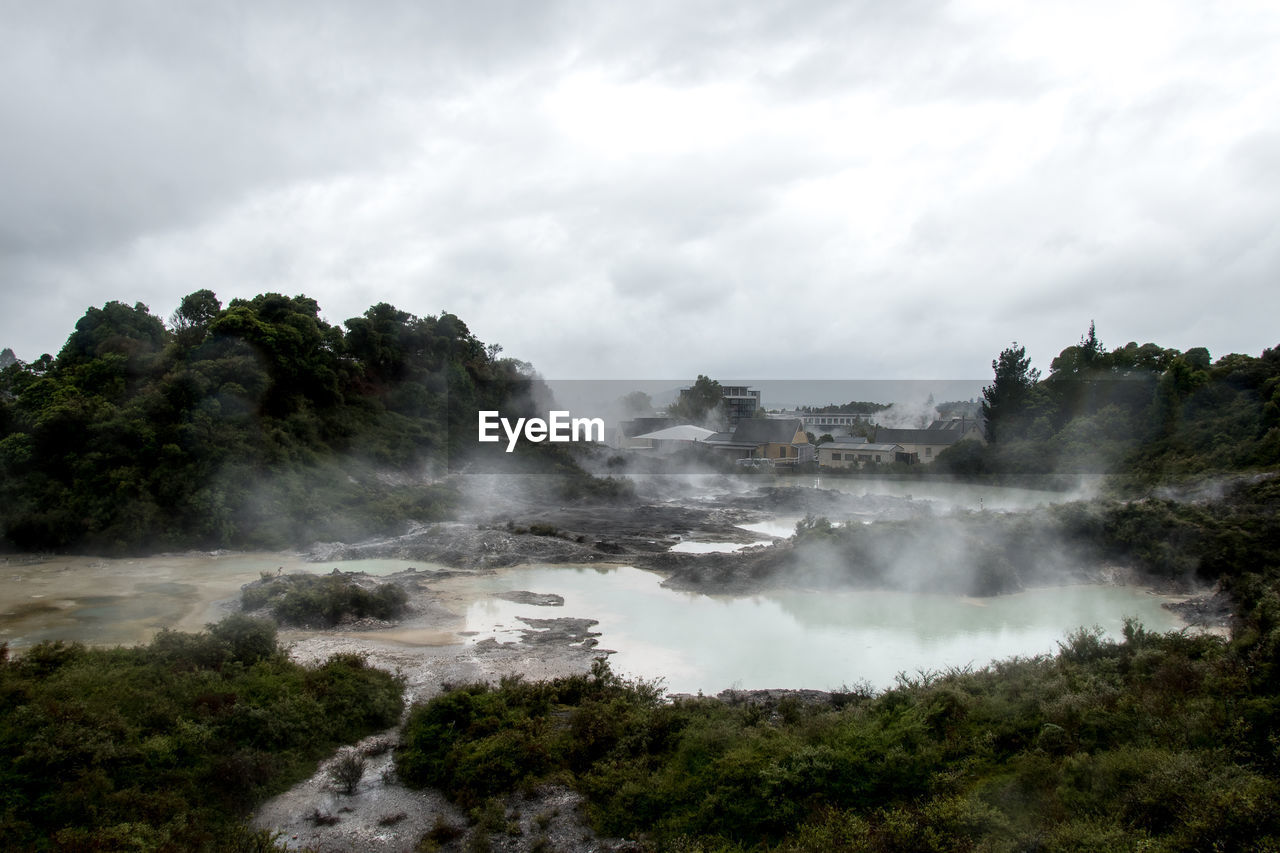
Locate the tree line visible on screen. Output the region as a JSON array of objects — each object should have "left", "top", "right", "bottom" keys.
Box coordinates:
[
  {"left": 0, "top": 292, "right": 545, "bottom": 553},
  {"left": 938, "top": 322, "right": 1280, "bottom": 482}
]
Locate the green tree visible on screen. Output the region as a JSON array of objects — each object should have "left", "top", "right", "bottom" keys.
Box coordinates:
[
  {"left": 343, "top": 302, "right": 419, "bottom": 385},
  {"left": 669, "top": 375, "right": 724, "bottom": 426},
  {"left": 56, "top": 300, "right": 167, "bottom": 378},
  {"left": 169, "top": 289, "right": 222, "bottom": 351},
  {"left": 981, "top": 343, "right": 1041, "bottom": 444}
]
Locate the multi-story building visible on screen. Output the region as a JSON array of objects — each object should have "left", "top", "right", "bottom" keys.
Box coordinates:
[{"left": 720, "top": 385, "right": 760, "bottom": 428}]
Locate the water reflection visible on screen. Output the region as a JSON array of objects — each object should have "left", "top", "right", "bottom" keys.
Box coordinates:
[{"left": 447, "top": 565, "right": 1185, "bottom": 694}]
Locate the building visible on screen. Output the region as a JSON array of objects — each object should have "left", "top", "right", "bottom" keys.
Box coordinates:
[
  {"left": 612, "top": 416, "right": 675, "bottom": 449},
  {"left": 674, "top": 382, "right": 760, "bottom": 429},
  {"left": 704, "top": 417, "right": 813, "bottom": 464},
  {"left": 720, "top": 386, "right": 760, "bottom": 428},
  {"left": 817, "top": 438, "right": 904, "bottom": 468},
  {"left": 628, "top": 424, "right": 716, "bottom": 454},
  {"left": 795, "top": 412, "right": 872, "bottom": 434},
  {"left": 873, "top": 417, "right": 983, "bottom": 464}
]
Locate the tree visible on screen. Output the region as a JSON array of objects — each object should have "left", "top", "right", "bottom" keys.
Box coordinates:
[
  {"left": 619, "top": 390, "right": 655, "bottom": 417},
  {"left": 1049, "top": 321, "right": 1108, "bottom": 378},
  {"left": 56, "top": 301, "right": 167, "bottom": 369},
  {"left": 981, "top": 343, "right": 1041, "bottom": 444},
  {"left": 1080, "top": 320, "right": 1104, "bottom": 367},
  {"left": 170, "top": 289, "right": 222, "bottom": 351},
  {"left": 344, "top": 302, "right": 417, "bottom": 384},
  {"left": 669, "top": 375, "right": 724, "bottom": 426}
]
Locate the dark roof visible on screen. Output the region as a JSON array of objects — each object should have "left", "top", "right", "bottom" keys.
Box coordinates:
[
  {"left": 874, "top": 427, "right": 964, "bottom": 445},
  {"left": 823, "top": 437, "right": 869, "bottom": 447},
  {"left": 731, "top": 418, "right": 806, "bottom": 445},
  {"left": 926, "top": 417, "right": 980, "bottom": 432},
  {"left": 703, "top": 431, "right": 759, "bottom": 450}
]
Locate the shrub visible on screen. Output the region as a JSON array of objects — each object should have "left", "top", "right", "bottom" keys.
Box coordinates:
[
  {"left": 0, "top": 615, "right": 404, "bottom": 849},
  {"left": 393, "top": 626, "right": 1280, "bottom": 850},
  {"left": 240, "top": 572, "right": 409, "bottom": 627},
  {"left": 329, "top": 748, "right": 366, "bottom": 795}
]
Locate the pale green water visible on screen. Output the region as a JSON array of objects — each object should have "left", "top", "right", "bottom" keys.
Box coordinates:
[
  {"left": 449, "top": 565, "right": 1187, "bottom": 694},
  {"left": 1, "top": 552, "right": 1189, "bottom": 694}
]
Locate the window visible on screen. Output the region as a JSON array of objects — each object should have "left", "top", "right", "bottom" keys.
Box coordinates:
[
  {"left": 925, "top": 447, "right": 932, "bottom": 457},
  {"left": 875, "top": 454, "right": 881, "bottom": 462},
  {"left": 832, "top": 452, "right": 841, "bottom": 461}
]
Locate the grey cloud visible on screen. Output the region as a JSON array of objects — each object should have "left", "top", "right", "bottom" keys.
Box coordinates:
[{"left": 2, "top": 1, "right": 1279, "bottom": 379}]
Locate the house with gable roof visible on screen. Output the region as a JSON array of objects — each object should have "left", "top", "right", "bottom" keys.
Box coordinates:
[
  {"left": 873, "top": 417, "right": 983, "bottom": 464},
  {"left": 704, "top": 417, "right": 814, "bottom": 465},
  {"left": 817, "top": 437, "right": 906, "bottom": 468}
]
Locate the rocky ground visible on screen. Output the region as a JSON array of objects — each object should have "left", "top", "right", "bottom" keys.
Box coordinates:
[
  {"left": 1164, "top": 584, "right": 1236, "bottom": 632},
  {"left": 304, "top": 485, "right": 944, "bottom": 596},
  {"left": 307, "top": 502, "right": 767, "bottom": 568}
]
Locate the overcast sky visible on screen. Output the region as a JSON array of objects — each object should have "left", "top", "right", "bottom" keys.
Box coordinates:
[{"left": 2, "top": 0, "right": 1278, "bottom": 381}]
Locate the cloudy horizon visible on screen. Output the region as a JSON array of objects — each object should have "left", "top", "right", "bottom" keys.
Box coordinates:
[{"left": 3, "top": 1, "right": 1278, "bottom": 379}]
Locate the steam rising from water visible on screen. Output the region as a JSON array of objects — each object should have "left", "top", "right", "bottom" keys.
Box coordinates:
[{"left": 445, "top": 565, "right": 1187, "bottom": 693}]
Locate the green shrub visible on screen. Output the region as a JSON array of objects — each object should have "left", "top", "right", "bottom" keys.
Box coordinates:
[
  {"left": 395, "top": 626, "right": 1280, "bottom": 850},
  {"left": 0, "top": 615, "right": 403, "bottom": 850},
  {"left": 240, "top": 572, "right": 409, "bottom": 627}
]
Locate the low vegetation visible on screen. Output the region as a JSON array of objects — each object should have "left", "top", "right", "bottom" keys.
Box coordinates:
[
  {"left": 241, "top": 571, "right": 410, "bottom": 627},
  {"left": 398, "top": 625, "right": 1279, "bottom": 851},
  {"left": 0, "top": 614, "right": 404, "bottom": 852}
]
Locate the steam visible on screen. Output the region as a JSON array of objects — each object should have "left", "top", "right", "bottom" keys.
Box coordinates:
[{"left": 773, "top": 497, "right": 1189, "bottom": 599}]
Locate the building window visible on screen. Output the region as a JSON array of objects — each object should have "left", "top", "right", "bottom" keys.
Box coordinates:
[
  {"left": 925, "top": 447, "right": 932, "bottom": 457},
  {"left": 875, "top": 454, "right": 881, "bottom": 462},
  {"left": 832, "top": 452, "right": 841, "bottom": 461}
]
